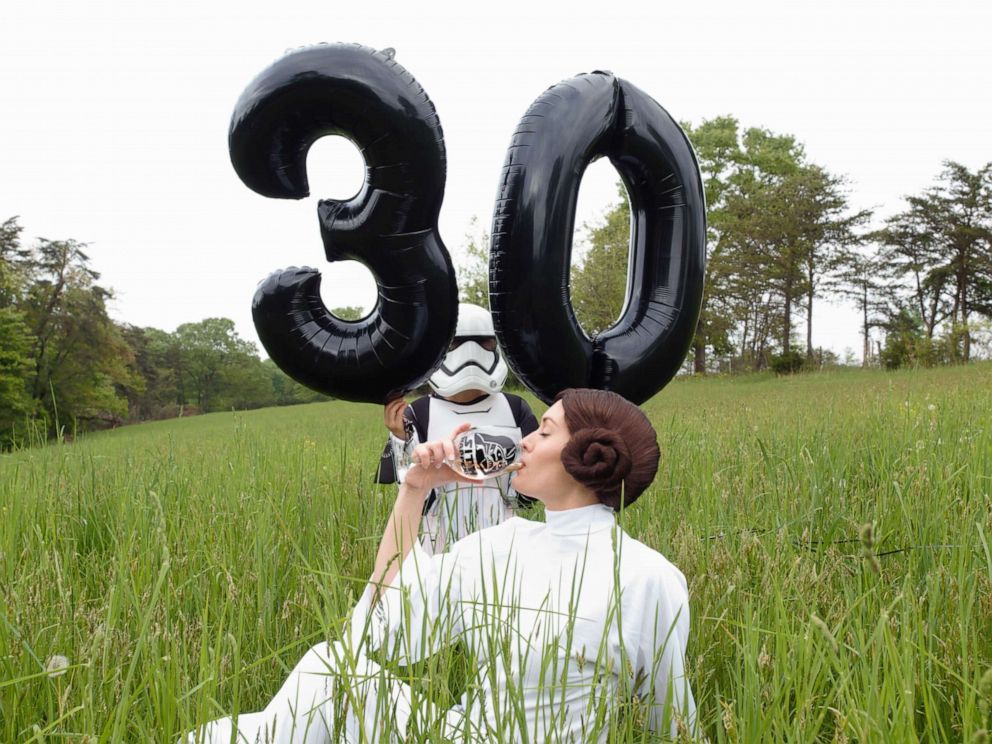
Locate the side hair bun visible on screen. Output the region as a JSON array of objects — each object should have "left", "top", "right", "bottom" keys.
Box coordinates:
[
  {"left": 561, "top": 427, "right": 632, "bottom": 507},
  {"left": 556, "top": 388, "right": 660, "bottom": 510}
]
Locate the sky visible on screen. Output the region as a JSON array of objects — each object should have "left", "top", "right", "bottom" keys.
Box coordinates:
[{"left": 3, "top": 0, "right": 990, "bottom": 362}]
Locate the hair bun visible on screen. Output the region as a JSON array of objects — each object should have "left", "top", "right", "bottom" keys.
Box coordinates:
[{"left": 561, "top": 427, "right": 632, "bottom": 493}]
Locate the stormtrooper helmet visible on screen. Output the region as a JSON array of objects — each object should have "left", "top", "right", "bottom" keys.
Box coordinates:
[{"left": 429, "top": 303, "right": 508, "bottom": 397}]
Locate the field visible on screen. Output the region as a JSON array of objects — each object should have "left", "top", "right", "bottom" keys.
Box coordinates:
[{"left": 2, "top": 363, "right": 991, "bottom": 742}]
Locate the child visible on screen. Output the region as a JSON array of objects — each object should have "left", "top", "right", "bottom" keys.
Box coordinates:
[{"left": 375, "top": 303, "right": 538, "bottom": 554}]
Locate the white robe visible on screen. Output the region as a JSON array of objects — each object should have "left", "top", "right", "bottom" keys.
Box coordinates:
[{"left": 185, "top": 504, "right": 696, "bottom": 743}]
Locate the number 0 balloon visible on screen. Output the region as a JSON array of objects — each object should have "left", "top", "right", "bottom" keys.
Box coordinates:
[
  {"left": 490, "top": 72, "right": 707, "bottom": 405},
  {"left": 229, "top": 44, "right": 458, "bottom": 404}
]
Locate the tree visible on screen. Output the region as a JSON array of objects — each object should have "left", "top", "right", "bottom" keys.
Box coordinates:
[
  {"left": 790, "top": 167, "right": 873, "bottom": 359},
  {"left": 0, "top": 217, "right": 35, "bottom": 443},
  {"left": 682, "top": 119, "right": 871, "bottom": 370},
  {"left": 878, "top": 161, "right": 992, "bottom": 361},
  {"left": 682, "top": 118, "right": 809, "bottom": 371},
  {"left": 456, "top": 216, "right": 490, "bottom": 308},
  {"left": 119, "top": 325, "right": 179, "bottom": 420},
  {"left": 875, "top": 205, "right": 951, "bottom": 340},
  {"left": 330, "top": 306, "right": 365, "bottom": 321},
  {"left": 173, "top": 318, "right": 268, "bottom": 411},
  {"left": 879, "top": 305, "right": 937, "bottom": 369},
  {"left": 20, "top": 238, "right": 134, "bottom": 430},
  {"left": 834, "top": 244, "right": 891, "bottom": 366},
  {"left": 571, "top": 184, "right": 630, "bottom": 336}
]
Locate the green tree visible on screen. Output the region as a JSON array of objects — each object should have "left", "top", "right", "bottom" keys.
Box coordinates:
[
  {"left": 879, "top": 305, "right": 938, "bottom": 369},
  {"left": 0, "top": 217, "right": 35, "bottom": 443},
  {"left": 683, "top": 118, "right": 870, "bottom": 370},
  {"left": 20, "top": 238, "right": 134, "bottom": 430},
  {"left": 173, "top": 318, "right": 270, "bottom": 411},
  {"left": 790, "top": 167, "right": 873, "bottom": 359},
  {"left": 330, "top": 306, "right": 365, "bottom": 321},
  {"left": 879, "top": 162, "right": 992, "bottom": 362},
  {"left": 681, "top": 119, "right": 808, "bottom": 371},
  {"left": 875, "top": 206, "right": 952, "bottom": 340},
  {"left": 456, "top": 216, "right": 490, "bottom": 308},
  {"left": 571, "top": 184, "right": 630, "bottom": 336},
  {"left": 119, "top": 325, "right": 179, "bottom": 420},
  {"left": 834, "top": 244, "right": 892, "bottom": 367}
]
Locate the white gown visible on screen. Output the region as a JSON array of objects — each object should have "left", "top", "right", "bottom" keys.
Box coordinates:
[{"left": 185, "top": 504, "right": 696, "bottom": 743}]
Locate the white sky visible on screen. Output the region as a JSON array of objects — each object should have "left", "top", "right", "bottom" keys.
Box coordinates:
[{"left": 3, "top": 0, "right": 990, "bottom": 362}]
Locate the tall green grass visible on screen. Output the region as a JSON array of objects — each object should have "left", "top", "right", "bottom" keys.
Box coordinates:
[{"left": 2, "top": 363, "right": 991, "bottom": 741}]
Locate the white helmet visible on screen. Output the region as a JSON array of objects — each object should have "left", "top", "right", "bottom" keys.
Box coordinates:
[{"left": 429, "top": 303, "right": 508, "bottom": 397}]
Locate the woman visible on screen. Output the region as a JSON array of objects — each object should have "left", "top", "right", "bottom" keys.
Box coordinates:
[{"left": 187, "top": 389, "right": 696, "bottom": 743}]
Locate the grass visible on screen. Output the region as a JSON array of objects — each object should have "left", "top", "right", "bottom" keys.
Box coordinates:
[{"left": 2, "top": 363, "right": 991, "bottom": 741}]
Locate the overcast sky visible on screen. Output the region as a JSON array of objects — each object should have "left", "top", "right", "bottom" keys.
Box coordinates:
[{"left": 3, "top": 0, "right": 990, "bottom": 361}]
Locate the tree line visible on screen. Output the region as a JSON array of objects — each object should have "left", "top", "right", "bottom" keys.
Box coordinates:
[
  {"left": 0, "top": 216, "right": 345, "bottom": 448},
  {"left": 4, "top": 114, "right": 991, "bottom": 445}
]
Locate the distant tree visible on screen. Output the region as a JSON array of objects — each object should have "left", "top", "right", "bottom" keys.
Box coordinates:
[
  {"left": 571, "top": 184, "right": 630, "bottom": 336},
  {"left": 0, "top": 217, "right": 34, "bottom": 442},
  {"left": 456, "top": 216, "right": 490, "bottom": 308},
  {"left": 20, "top": 238, "right": 134, "bottom": 430},
  {"left": 878, "top": 161, "right": 992, "bottom": 361},
  {"left": 683, "top": 119, "right": 810, "bottom": 371},
  {"left": 213, "top": 355, "right": 273, "bottom": 411},
  {"left": 790, "top": 167, "right": 873, "bottom": 359},
  {"left": 680, "top": 119, "right": 871, "bottom": 371},
  {"left": 879, "top": 306, "right": 936, "bottom": 369},
  {"left": 119, "top": 325, "right": 179, "bottom": 420},
  {"left": 330, "top": 305, "right": 365, "bottom": 321},
  {"left": 834, "top": 244, "right": 892, "bottom": 367},
  {"left": 1, "top": 217, "right": 32, "bottom": 307},
  {"left": 173, "top": 318, "right": 267, "bottom": 411},
  {"left": 876, "top": 191, "right": 954, "bottom": 346}
]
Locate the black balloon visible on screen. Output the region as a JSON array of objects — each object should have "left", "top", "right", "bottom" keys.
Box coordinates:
[
  {"left": 490, "top": 73, "right": 706, "bottom": 405},
  {"left": 230, "top": 44, "right": 458, "bottom": 404}
]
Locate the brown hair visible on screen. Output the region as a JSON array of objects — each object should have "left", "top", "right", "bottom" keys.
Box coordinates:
[{"left": 556, "top": 388, "right": 660, "bottom": 511}]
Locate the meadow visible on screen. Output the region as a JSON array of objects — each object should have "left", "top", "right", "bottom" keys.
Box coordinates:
[{"left": 2, "top": 363, "right": 991, "bottom": 742}]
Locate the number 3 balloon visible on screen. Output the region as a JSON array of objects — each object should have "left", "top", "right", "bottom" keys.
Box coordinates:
[
  {"left": 229, "top": 44, "right": 458, "bottom": 404},
  {"left": 490, "top": 72, "right": 706, "bottom": 405},
  {"left": 230, "top": 48, "right": 704, "bottom": 406}
]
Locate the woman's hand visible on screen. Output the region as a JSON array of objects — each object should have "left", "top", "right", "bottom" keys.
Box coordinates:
[
  {"left": 370, "top": 422, "right": 477, "bottom": 597},
  {"left": 400, "top": 423, "right": 477, "bottom": 493},
  {"left": 383, "top": 397, "right": 409, "bottom": 439}
]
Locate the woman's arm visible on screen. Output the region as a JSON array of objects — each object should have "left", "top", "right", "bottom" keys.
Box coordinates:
[{"left": 367, "top": 423, "right": 473, "bottom": 600}]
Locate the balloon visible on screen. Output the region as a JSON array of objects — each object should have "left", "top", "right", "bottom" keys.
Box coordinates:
[
  {"left": 229, "top": 44, "right": 458, "bottom": 404},
  {"left": 490, "top": 73, "right": 706, "bottom": 405}
]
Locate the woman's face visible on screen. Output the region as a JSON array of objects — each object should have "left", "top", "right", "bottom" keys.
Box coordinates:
[{"left": 514, "top": 401, "right": 576, "bottom": 500}]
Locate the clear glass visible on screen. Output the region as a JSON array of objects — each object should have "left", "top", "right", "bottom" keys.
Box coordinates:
[
  {"left": 395, "top": 425, "right": 521, "bottom": 481},
  {"left": 448, "top": 426, "right": 521, "bottom": 479},
  {"left": 395, "top": 417, "right": 418, "bottom": 482}
]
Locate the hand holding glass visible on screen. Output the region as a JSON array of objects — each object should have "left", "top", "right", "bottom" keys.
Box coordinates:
[{"left": 397, "top": 426, "right": 521, "bottom": 481}]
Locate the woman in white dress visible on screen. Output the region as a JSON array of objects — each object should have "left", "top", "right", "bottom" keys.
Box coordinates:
[{"left": 186, "top": 389, "right": 697, "bottom": 743}]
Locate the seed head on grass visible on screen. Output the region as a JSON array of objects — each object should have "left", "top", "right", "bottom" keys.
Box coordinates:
[
  {"left": 45, "top": 654, "right": 69, "bottom": 678},
  {"left": 859, "top": 522, "right": 881, "bottom": 574},
  {"left": 810, "top": 614, "right": 839, "bottom": 653},
  {"left": 757, "top": 643, "right": 772, "bottom": 670},
  {"left": 980, "top": 666, "right": 992, "bottom": 717}
]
